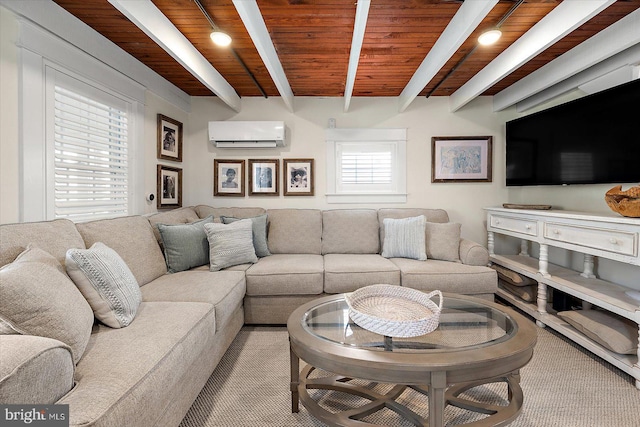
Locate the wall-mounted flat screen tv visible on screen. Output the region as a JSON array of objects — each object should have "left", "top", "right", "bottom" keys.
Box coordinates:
[{"left": 506, "top": 79, "right": 640, "bottom": 186}]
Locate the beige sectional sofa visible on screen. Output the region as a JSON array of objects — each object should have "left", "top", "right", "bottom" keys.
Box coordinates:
[{"left": 0, "top": 206, "right": 496, "bottom": 426}]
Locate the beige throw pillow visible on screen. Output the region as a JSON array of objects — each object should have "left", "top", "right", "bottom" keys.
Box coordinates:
[
  {"left": 204, "top": 219, "right": 258, "bottom": 271},
  {"left": 0, "top": 245, "right": 94, "bottom": 363},
  {"left": 558, "top": 309, "right": 638, "bottom": 355},
  {"left": 66, "top": 242, "right": 142, "bottom": 329},
  {"left": 425, "top": 222, "right": 461, "bottom": 262},
  {"left": 491, "top": 264, "right": 536, "bottom": 286}
]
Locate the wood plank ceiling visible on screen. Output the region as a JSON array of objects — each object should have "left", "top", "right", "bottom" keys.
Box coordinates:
[{"left": 53, "top": 0, "right": 639, "bottom": 104}]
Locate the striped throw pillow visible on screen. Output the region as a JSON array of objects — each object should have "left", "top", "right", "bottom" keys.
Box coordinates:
[
  {"left": 66, "top": 242, "right": 142, "bottom": 328},
  {"left": 204, "top": 219, "right": 258, "bottom": 271},
  {"left": 381, "top": 215, "right": 427, "bottom": 261}
]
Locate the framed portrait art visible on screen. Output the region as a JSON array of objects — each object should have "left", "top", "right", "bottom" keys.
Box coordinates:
[
  {"left": 157, "top": 114, "right": 183, "bottom": 162},
  {"left": 157, "top": 165, "right": 182, "bottom": 209},
  {"left": 214, "top": 159, "right": 245, "bottom": 197},
  {"left": 431, "top": 136, "right": 493, "bottom": 183},
  {"left": 248, "top": 159, "right": 279, "bottom": 196},
  {"left": 283, "top": 158, "right": 314, "bottom": 196}
]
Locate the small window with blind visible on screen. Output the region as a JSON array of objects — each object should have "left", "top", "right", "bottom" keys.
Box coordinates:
[
  {"left": 326, "top": 128, "right": 407, "bottom": 203},
  {"left": 47, "top": 72, "right": 132, "bottom": 222}
]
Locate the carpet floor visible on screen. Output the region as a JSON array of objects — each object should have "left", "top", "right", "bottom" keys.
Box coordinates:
[{"left": 180, "top": 324, "right": 640, "bottom": 427}]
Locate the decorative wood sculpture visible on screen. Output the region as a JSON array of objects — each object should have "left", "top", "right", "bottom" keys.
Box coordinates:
[{"left": 605, "top": 185, "right": 640, "bottom": 218}]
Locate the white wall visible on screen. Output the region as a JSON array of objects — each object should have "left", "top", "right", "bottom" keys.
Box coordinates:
[
  {"left": 186, "top": 95, "right": 509, "bottom": 245},
  {"left": 0, "top": 6, "right": 20, "bottom": 224}
]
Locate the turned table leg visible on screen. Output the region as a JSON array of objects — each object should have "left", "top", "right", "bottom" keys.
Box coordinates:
[{"left": 538, "top": 244, "right": 551, "bottom": 278}]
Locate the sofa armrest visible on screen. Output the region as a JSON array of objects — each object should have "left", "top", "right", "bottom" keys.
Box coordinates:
[
  {"left": 459, "top": 238, "right": 489, "bottom": 266},
  {"left": 0, "top": 335, "right": 75, "bottom": 404}
]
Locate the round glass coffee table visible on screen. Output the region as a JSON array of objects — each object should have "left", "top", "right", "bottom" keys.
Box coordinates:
[{"left": 287, "top": 293, "right": 537, "bottom": 427}]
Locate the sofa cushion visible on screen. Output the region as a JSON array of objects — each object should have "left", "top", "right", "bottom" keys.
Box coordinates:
[
  {"left": 0, "top": 245, "right": 94, "bottom": 363},
  {"left": 321, "top": 209, "right": 380, "bottom": 254},
  {"left": 378, "top": 208, "right": 449, "bottom": 246},
  {"left": 381, "top": 216, "right": 427, "bottom": 261},
  {"left": 324, "top": 254, "right": 400, "bottom": 293},
  {"left": 221, "top": 214, "right": 271, "bottom": 257},
  {"left": 204, "top": 220, "right": 258, "bottom": 271},
  {"left": 157, "top": 216, "right": 214, "bottom": 273},
  {"left": 245, "top": 254, "right": 324, "bottom": 296},
  {"left": 266, "top": 209, "right": 322, "bottom": 254},
  {"left": 499, "top": 279, "right": 537, "bottom": 302},
  {"left": 66, "top": 242, "right": 143, "bottom": 329},
  {"left": 76, "top": 216, "right": 167, "bottom": 286},
  {"left": 141, "top": 270, "right": 246, "bottom": 333},
  {"left": 558, "top": 309, "right": 639, "bottom": 355},
  {"left": 147, "top": 206, "right": 200, "bottom": 246},
  {"left": 391, "top": 258, "right": 497, "bottom": 295},
  {"left": 491, "top": 264, "right": 536, "bottom": 286},
  {"left": 194, "top": 205, "right": 266, "bottom": 222},
  {"left": 0, "top": 335, "right": 75, "bottom": 404},
  {"left": 425, "top": 222, "right": 461, "bottom": 262},
  {"left": 58, "top": 301, "right": 215, "bottom": 426},
  {"left": 0, "top": 218, "right": 85, "bottom": 268}
]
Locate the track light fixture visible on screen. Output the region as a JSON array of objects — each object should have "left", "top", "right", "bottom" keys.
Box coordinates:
[
  {"left": 478, "top": 29, "right": 502, "bottom": 46},
  {"left": 210, "top": 31, "right": 232, "bottom": 47}
]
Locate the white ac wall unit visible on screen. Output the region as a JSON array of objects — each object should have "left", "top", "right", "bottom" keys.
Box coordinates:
[{"left": 208, "top": 121, "right": 286, "bottom": 148}]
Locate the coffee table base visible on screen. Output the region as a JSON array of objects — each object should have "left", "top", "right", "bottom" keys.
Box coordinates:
[{"left": 295, "top": 364, "right": 523, "bottom": 427}]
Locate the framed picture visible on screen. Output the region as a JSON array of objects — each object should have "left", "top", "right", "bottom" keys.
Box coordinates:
[
  {"left": 157, "top": 165, "right": 182, "bottom": 208},
  {"left": 157, "top": 114, "right": 183, "bottom": 162},
  {"left": 431, "top": 136, "right": 492, "bottom": 183},
  {"left": 283, "top": 158, "right": 314, "bottom": 196},
  {"left": 214, "top": 159, "right": 245, "bottom": 197},
  {"left": 248, "top": 159, "right": 279, "bottom": 196}
]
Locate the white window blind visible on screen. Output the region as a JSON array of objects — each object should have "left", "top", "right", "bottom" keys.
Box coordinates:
[
  {"left": 326, "top": 128, "right": 407, "bottom": 203},
  {"left": 337, "top": 142, "right": 395, "bottom": 192},
  {"left": 53, "top": 85, "right": 129, "bottom": 221}
]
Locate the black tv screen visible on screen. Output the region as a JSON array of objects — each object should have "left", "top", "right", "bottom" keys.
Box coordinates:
[{"left": 506, "top": 79, "right": 640, "bottom": 186}]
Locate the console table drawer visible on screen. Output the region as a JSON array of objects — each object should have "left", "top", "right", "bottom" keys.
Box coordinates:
[
  {"left": 489, "top": 215, "right": 537, "bottom": 236},
  {"left": 544, "top": 222, "right": 637, "bottom": 257}
]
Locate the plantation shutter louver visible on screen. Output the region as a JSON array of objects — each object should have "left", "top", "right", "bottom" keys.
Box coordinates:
[
  {"left": 337, "top": 142, "right": 396, "bottom": 193},
  {"left": 53, "top": 85, "right": 129, "bottom": 221}
]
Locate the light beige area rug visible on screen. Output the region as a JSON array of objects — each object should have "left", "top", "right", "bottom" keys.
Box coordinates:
[{"left": 180, "top": 325, "right": 640, "bottom": 427}]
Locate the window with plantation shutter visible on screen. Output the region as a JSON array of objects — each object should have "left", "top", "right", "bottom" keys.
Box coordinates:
[
  {"left": 50, "top": 78, "right": 131, "bottom": 222},
  {"left": 18, "top": 29, "right": 144, "bottom": 223},
  {"left": 326, "top": 128, "right": 407, "bottom": 203}
]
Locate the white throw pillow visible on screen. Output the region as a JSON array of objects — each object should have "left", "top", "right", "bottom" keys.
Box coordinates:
[
  {"left": 66, "top": 242, "right": 142, "bottom": 328},
  {"left": 381, "top": 215, "right": 427, "bottom": 261},
  {"left": 204, "top": 219, "right": 258, "bottom": 271}
]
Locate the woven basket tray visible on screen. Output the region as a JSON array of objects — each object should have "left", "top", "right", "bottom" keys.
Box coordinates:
[{"left": 345, "top": 284, "right": 443, "bottom": 338}]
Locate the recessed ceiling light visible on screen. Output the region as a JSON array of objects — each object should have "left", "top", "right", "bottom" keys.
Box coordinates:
[
  {"left": 478, "top": 29, "right": 502, "bottom": 46},
  {"left": 210, "top": 31, "right": 232, "bottom": 47}
]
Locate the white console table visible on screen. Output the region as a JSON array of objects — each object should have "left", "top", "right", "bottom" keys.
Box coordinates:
[{"left": 484, "top": 207, "right": 640, "bottom": 389}]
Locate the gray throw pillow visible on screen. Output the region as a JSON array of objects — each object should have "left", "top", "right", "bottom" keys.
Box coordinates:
[
  {"left": 425, "top": 222, "right": 461, "bottom": 262},
  {"left": 66, "top": 242, "right": 142, "bottom": 329},
  {"left": 557, "top": 309, "right": 638, "bottom": 355},
  {"left": 204, "top": 219, "right": 258, "bottom": 271},
  {"left": 381, "top": 215, "right": 427, "bottom": 261},
  {"left": 221, "top": 214, "right": 271, "bottom": 257},
  {"left": 0, "top": 245, "right": 94, "bottom": 363},
  {"left": 157, "top": 215, "right": 214, "bottom": 272}
]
